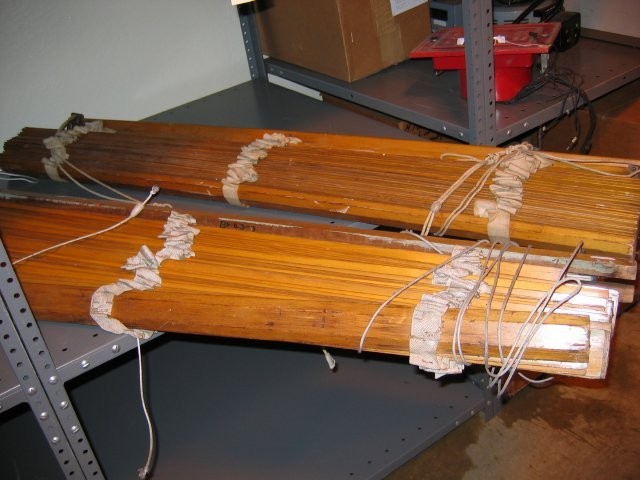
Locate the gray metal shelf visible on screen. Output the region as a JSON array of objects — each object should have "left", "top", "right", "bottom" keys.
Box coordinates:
[
  {"left": 2, "top": 334, "right": 494, "bottom": 480},
  {"left": 0, "top": 224, "right": 493, "bottom": 479},
  {"left": 496, "top": 36, "right": 640, "bottom": 142},
  {"left": 0, "top": 321, "right": 156, "bottom": 412},
  {"left": 0, "top": 182, "right": 161, "bottom": 420},
  {"left": 242, "top": 0, "right": 500, "bottom": 144},
  {"left": 246, "top": 0, "right": 640, "bottom": 146},
  {"left": 0, "top": 191, "right": 495, "bottom": 479},
  {"left": 264, "top": 36, "right": 640, "bottom": 145}
]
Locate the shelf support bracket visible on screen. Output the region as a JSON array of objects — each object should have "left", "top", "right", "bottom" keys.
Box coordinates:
[
  {"left": 463, "top": 0, "right": 497, "bottom": 145},
  {"left": 237, "top": 2, "right": 267, "bottom": 80},
  {"left": 0, "top": 238, "right": 105, "bottom": 480}
]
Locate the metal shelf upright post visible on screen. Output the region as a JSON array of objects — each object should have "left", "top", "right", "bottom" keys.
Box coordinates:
[
  {"left": 238, "top": 1, "right": 267, "bottom": 80},
  {"left": 462, "top": 0, "right": 497, "bottom": 145},
  {"left": 0, "top": 239, "right": 104, "bottom": 479}
]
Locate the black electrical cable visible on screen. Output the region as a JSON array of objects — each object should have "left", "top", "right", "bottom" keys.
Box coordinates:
[
  {"left": 512, "top": 0, "right": 548, "bottom": 24},
  {"left": 494, "top": 0, "right": 532, "bottom": 5},
  {"left": 511, "top": 0, "right": 564, "bottom": 24},
  {"left": 507, "top": 59, "right": 596, "bottom": 154},
  {"left": 539, "top": 2, "right": 565, "bottom": 22}
]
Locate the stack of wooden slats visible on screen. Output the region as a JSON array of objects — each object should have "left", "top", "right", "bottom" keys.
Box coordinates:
[
  {"left": 1, "top": 118, "right": 639, "bottom": 382},
  {"left": 0, "top": 192, "right": 619, "bottom": 379},
  {"left": 2, "top": 120, "right": 640, "bottom": 258}
]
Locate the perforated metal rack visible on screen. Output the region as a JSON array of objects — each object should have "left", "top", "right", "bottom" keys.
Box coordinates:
[
  {"left": 0, "top": 238, "right": 163, "bottom": 479},
  {"left": 238, "top": 0, "right": 640, "bottom": 146}
]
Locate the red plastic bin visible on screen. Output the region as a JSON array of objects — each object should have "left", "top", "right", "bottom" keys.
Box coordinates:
[{"left": 410, "top": 23, "right": 561, "bottom": 101}]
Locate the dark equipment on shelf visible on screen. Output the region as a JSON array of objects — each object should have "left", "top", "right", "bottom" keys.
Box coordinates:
[
  {"left": 430, "top": 0, "right": 546, "bottom": 31},
  {"left": 431, "top": 0, "right": 570, "bottom": 28},
  {"left": 505, "top": 0, "right": 580, "bottom": 51},
  {"left": 495, "top": 0, "right": 561, "bottom": 24},
  {"left": 430, "top": 0, "right": 464, "bottom": 30},
  {"left": 431, "top": 1, "right": 580, "bottom": 50},
  {"left": 549, "top": 11, "right": 581, "bottom": 51},
  {"left": 508, "top": 0, "right": 564, "bottom": 24}
]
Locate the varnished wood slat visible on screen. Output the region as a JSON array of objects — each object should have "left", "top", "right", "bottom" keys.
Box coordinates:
[
  {"left": 1, "top": 120, "right": 639, "bottom": 259},
  {"left": 0, "top": 193, "right": 615, "bottom": 379}
]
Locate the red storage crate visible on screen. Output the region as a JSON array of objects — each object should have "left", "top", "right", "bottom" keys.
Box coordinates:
[{"left": 410, "top": 23, "right": 561, "bottom": 101}]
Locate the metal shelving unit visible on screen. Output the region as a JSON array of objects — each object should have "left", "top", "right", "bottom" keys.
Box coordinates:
[
  {"left": 0, "top": 81, "right": 501, "bottom": 479},
  {"left": 0, "top": 317, "right": 158, "bottom": 414},
  {"left": 239, "top": 0, "right": 640, "bottom": 145},
  {"left": 0, "top": 238, "right": 158, "bottom": 479}
]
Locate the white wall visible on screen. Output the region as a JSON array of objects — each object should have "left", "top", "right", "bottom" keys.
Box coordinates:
[
  {"left": 0, "top": 0, "right": 250, "bottom": 150},
  {"left": 563, "top": 0, "right": 640, "bottom": 37}
]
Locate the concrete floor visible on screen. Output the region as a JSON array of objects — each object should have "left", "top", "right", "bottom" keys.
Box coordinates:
[{"left": 385, "top": 302, "right": 640, "bottom": 480}]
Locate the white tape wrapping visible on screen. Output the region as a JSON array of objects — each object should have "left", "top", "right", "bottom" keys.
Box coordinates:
[
  {"left": 409, "top": 247, "right": 489, "bottom": 377},
  {"left": 42, "top": 120, "right": 115, "bottom": 181},
  {"left": 473, "top": 144, "right": 551, "bottom": 243},
  {"left": 90, "top": 211, "right": 199, "bottom": 338},
  {"left": 222, "top": 133, "right": 301, "bottom": 207}
]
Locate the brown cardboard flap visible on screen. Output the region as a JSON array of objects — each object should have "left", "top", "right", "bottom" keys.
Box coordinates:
[
  {"left": 339, "top": 0, "right": 383, "bottom": 80},
  {"left": 257, "top": 0, "right": 430, "bottom": 82},
  {"left": 257, "top": 0, "right": 350, "bottom": 80}
]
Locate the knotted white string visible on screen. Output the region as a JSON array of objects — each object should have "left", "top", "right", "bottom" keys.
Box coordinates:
[
  {"left": 40, "top": 120, "right": 137, "bottom": 201},
  {"left": 421, "top": 143, "right": 639, "bottom": 243},
  {"left": 421, "top": 144, "right": 551, "bottom": 242},
  {"left": 473, "top": 144, "right": 552, "bottom": 243},
  {"left": 411, "top": 244, "right": 493, "bottom": 377},
  {"left": 361, "top": 235, "right": 589, "bottom": 394}
]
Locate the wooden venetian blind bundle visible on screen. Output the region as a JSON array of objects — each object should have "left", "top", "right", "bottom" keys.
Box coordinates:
[
  {"left": 0, "top": 192, "right": 619, "bottom": 385},
  {"left": 2, "top": 119, "right": 640, "bottom": 261}
]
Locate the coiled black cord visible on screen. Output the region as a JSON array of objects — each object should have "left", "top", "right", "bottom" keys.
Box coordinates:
[{"left": 507, "top": 59, "right": 595, "bottom": 154}]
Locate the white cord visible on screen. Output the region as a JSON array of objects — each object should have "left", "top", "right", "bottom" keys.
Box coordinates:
[
  {"left": 62, "top": 158, "right": 139, "bottom": 202},
  {"left": 402, "top": 230, "right": 444, "bottom": 254},
  {"left": 0, "top": 170, "right": 39, "bottom": 183},
  {"left": 423, "top": 147, "right": 640, "bottom": 238},
  {"left": 12, "top": 186, "right": 159, "bottom": 265},
  {"left": 136, "top": 338, "right": 155, "bottom": 479},
  {"left": 484, "top": 242, "right": 584, "bottom": 396},
  {"left": 358, "top": 239, "right": 489, "bottom": 353},
  {"left": 450, "top": 242, "right": 507, "bottom": 366},
  {"left": 57, "top": 162, "right": 132, "bottom": 203},
  {"left": 535, "top": 151, "right": 640, "bottom": 177}
]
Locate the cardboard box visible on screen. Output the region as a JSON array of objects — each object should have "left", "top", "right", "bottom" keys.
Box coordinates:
[{"left": 256, "top": 0, "right": 430, "bottom": 82}]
